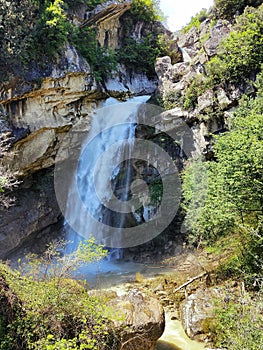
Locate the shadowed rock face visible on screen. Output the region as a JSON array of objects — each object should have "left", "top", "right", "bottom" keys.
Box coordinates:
[{"left": 0, "top": 169, "right": 62, "bottom": 260}]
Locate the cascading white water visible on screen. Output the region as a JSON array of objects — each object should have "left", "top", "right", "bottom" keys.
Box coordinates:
[{"left": 64, "top": 95, "right": 151, "bottom": 253}]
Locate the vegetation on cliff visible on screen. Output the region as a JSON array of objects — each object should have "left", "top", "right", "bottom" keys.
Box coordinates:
[
  {"left": 181, "top": 3, "right": 263, "bottom": 112},
  {"left": 0, "top": 0, "right": 165, "bottom": 82},
  {"left": 180, "top": 2, "right": 263, "bottom": 348}
]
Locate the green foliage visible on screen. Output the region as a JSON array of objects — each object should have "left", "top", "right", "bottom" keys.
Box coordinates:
[
  {"left": 149, "top": 178, "right": 163, "bottom": 205},
  {"left": 72, "top": 27, "right": 117, "bottom": 81},
  {"left": 0, "top": 240, "right": 114, "bottom": 349},
  {"left": 33, "top": 0, "right": 72, "bottom": 58},
  {"left": 20, "top": 237, "right": 107, "bottom": 280},
  {"left": 130, "top": 0, "right": 162, "bottom": 23},
  {"left": 157, "top": 33, "right": 182, "bottom": 64},
  {"left": 117, "top": 35, "right": 161, "bottom": 77},
  {"left": 0, "top": 0, "right": 38, "bottom": 80},
  {"left": 183, "top": 76, "right": 206, "bottom": 110},
  {"left": 206, "top": 5, "right": 263, "bottom": 85},
  {"left": 183, "top": 8, "right": 209, "bottom": 33},
  {"left": 182, "top": 158, "right": 235, "bottom": 245},
  {"left": 212, "top": 293, "right": 263, "bottom": 349},
  {"left": 183, "top": 72, "right": 263, "bottom": 247},
  {"left": 214, "top": 0, "right": 262, "bottom": 20},
  {"left": 64, "top": 0, "right": 103, "bottom": 11},
  {"left": 163, "top": 90, "right": 183, "bottom": 110}
]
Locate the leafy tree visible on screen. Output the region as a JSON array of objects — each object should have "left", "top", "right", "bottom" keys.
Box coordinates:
[
  {"left": 130, "top": 0, "right": 162, "bottom": 23},
  {"left": 117, "top": 34, "right": 161, "bottom": 77},
  {"left": 33, "top": 0, "right": 72, "bottom": 58},
  {"left": 214, "top": 0, "right": 262, "bottom": 20},
  {"left": 0, "top": 0, "right": 37, "bottom": 80},
  {"left": 183, "top": 70, "right": 263, "bottom": 246}
]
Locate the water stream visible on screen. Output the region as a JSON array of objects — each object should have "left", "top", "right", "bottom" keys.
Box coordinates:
[
  {"left": 63, "top": 96, "right": 207, "bottom": 350},
  {"left": 64, "top": 95, "right": 151, "bottom": 252},
  {"left": 156, "top": 313, "right": 205, "bottom": 350}
]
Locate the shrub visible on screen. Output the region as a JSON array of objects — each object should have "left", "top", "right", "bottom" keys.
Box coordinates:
[
  {"left": 183, "top": 8, "right": 209, "bottom": 33},
  {"left": 117, "top": 35, "right": 161, "bottom": 77},
  {"left": 33, "top": 0, "right": 72, "bottom": 58},
  {"left": 206, "top": 5, "right": 263, "bottom": 85},
  {"left": 0, "top": 0, "right": 38, "bottom": 81},
  {"left": 182, "top": 72, "right": 263, "bottom": 247},
  {"left": 212, "top": 293, "right": 263, "bottom": 349},
  {"left": 72, "top": 26, "right": 117, "bottom": 81},
  {"left": 214, "top": 0, "right": 262, "bottom": 20},
  {"left": 163, "top": 90, "right": 183, "bottom": 110},
  {"left": 65, "top": 0, "right": 103, "bottom": 11},
  {"left": 130, "top": 0, "right": 162, "bottom": 23},
  {"left": 0, "top": 240, "right": 114, "bottom": 349},
  {"left": 183, "top": 76, "right": 206, "bottom": 110}
]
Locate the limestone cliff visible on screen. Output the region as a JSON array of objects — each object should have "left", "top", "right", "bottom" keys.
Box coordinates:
[
  {"left": 0, "top": 2, "right": 254, "bottom": 259},
  {"left": 0, "top": 0, "right": 172, "bottom": 258},
  {"left": 154, "top": 18, "right": 234, "bottom": 157}
]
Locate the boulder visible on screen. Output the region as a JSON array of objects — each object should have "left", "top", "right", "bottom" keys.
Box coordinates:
[
  {"left": 203, "top": 20, "right": 231, "bottom": 57},
  {"left": 197, "top": 89, "right": 214, "bottom": 113},
  {"left": 110, "top": 288, "right": 165, "bottom": 349},
  {"left": 180, "top": 288, "right": 221, "bottom": 342}
]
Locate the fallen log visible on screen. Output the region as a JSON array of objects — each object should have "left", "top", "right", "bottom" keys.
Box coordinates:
[{"left": 173, "top": 272, "right": 208, "bottom": 293}]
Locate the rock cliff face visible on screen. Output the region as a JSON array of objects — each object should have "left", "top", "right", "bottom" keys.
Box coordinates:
[
  {"left": 0, "top": 1, "right": 162, "bottom": 257},
  {"left": 154, "top": 18, "right": 245, "bottom": 157},
  {"left": 0, "top": 4, "right": 246, "bottom": 259},
  {"left": 0, "top": 169, "right": 62, "bottom": 260}
]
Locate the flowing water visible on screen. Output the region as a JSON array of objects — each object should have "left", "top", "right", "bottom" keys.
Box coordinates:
[
  {"left": 64, "top": 95, "right": 151, "bottom": 250},
  {"left": 63, "top": 96, "right": 207, "bottom": 350},
  {"left": 156, "top": 314, "right": 205, "bottom": 350}
]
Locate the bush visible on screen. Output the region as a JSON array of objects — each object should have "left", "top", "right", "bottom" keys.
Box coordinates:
[
  {"left": 206, "top": 5, "right": 263, "bottom": 85},
  {"left": 183, "top": 76, "right": 206, "bottom": 110},
  {"left": 0, "top": 240, "right": 115, "bottom": 349},
  {"left": 0, "top": 0, "right": 38, "bottom": 81},
  {"left": 212, "top": 293, "right": 263, "bottom": 349},
  {"left": 117, "top": 35, "right": 161, "bottom": 77},
  {"left": 65, "top": 0, "right": 103, "bottom": 11},
  {"left": 214, "top": 0, "right": 262, "bottom": 20},
  {"left": 183, "top": 8, "right": 209, "bottom": 33},
  {"left": 72, "top": 26, "right": 117, "bottom": 81},
  {"left": 130, "top": 0, "right": 162, "bottom": 23},
  {"left": 163, "top": 90, "right": 183, "bottom": 110},
  {"left": 33, "top": 0, "right": 72, "bottom": 58},
  {"left": 182, "top": 71, "right": 263, "bottom": 246}
]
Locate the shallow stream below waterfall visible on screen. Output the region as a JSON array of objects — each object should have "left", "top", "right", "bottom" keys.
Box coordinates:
[{"left": 72, "top": 258, "right": 207, "bottom": 350}]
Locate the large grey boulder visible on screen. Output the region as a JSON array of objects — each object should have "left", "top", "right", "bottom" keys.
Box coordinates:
[{"left": 109, "top": 288, "right": 165, "bottom": 350}]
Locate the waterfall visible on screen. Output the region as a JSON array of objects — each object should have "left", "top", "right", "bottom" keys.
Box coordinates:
[
  {"left": 180, "top": 47, "right": 191, "bottom": 63},
  {"left": 64, "top": 95, "right": 151, "bottom": 253}
]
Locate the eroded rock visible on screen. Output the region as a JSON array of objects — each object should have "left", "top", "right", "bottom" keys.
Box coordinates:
[
  {"left": 110, "top": 288, "right": 165, "bottom": 350},
  {"left": 180, "top": 287, "right": 221, "bottom": 342},
  {"left": 0, "top": 169, "right": 62, "bottom": 259}
]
